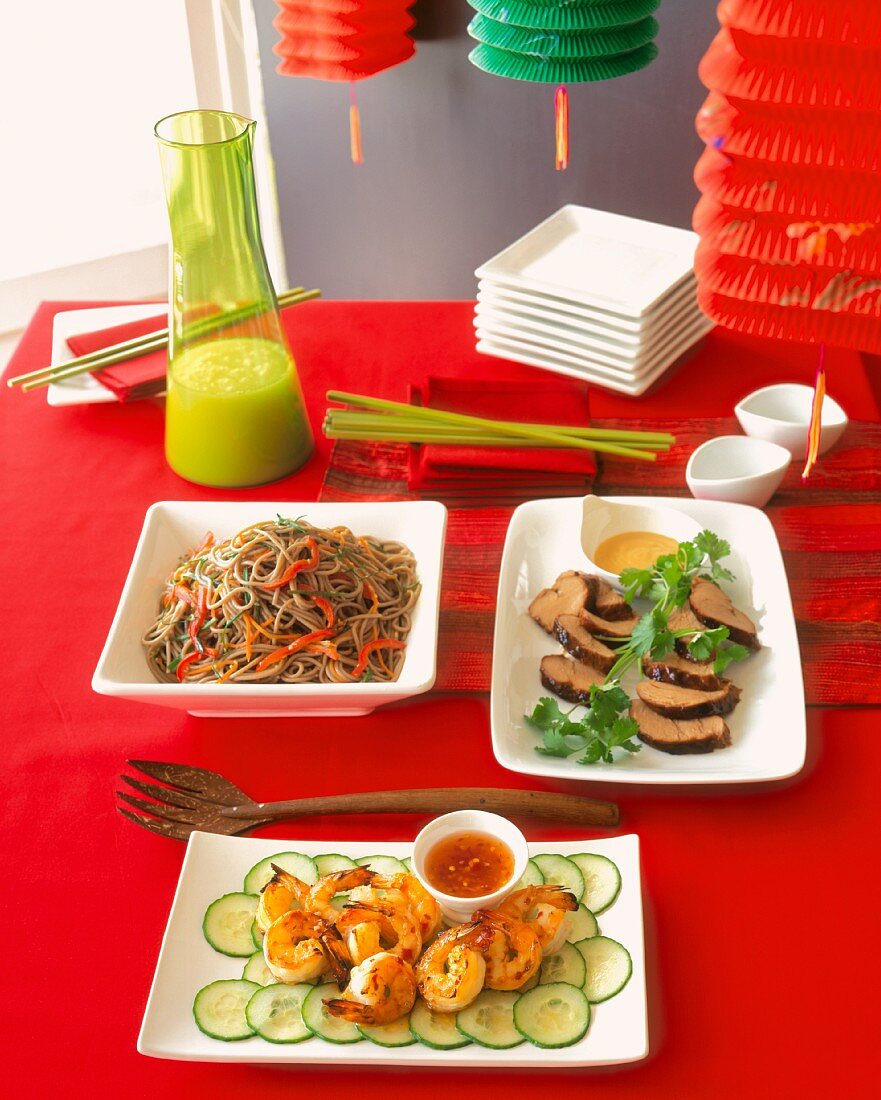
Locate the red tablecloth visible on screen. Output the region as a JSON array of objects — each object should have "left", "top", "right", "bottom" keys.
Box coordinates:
[{"left": 1, "top": 301, "right": 879, "bottom": 1093}]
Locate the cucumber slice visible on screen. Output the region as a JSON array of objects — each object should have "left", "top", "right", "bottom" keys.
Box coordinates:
[
  {"left": 578, "top": 936, "right": 633, "bottom": 1003},
  {"left": 514, "top": 858, "right": 544, "bottom": 891},
  {"left": 193, "top": 979, "right": 258, "bottom": 1041},
  {"left": 539, "top": 942, "right": 586, "bottom": 987},
  {"left": 531, "top": 855, "right": 584, "bottom": 902},
  {"left": 401, "top": 857, "right": 413, "bottom": 873},
  {"left": 519, "top": 970, "right": 541, "bottom": 993},
  {"left": 356, "top": 1015, "right": 416, "bottom": 1047},
  {"left": 250, "top": 920, "right": 263, "bottom": 950},
  {"left": 203, "top": 892, "right": 259, "bottom": 957},
  {"left": 245, "top": 983, "right": 312, "bottom": 1044},
  {"left": 565, "top": 904, "right": 599, "bottom": 944},
  {"left": 514, "top": 983, "right": 590, "bottom": 1049},
  {"left": 568, "top": 853, "right": 621, "bottom": 914},
  {"left": 302, "top": 983, "right": 363, "bottom": 1044},
  {"left": 355, "top": 855, "right": 407, "bottom": 877},
  {"left": 455, "top": 990, "right": 524, "bottom": 1049},
  {"left": 314, "top": 853, "right": 357, "bottom": 876},
  {"left": 242, "top": 951, "right": 275, "bottom": 987},
  {"left": 243, "top": 852, "right": 318, "bottom": 895},
  {"left": 409, "top": 1000, "right": 471, "bottom": 1049}
]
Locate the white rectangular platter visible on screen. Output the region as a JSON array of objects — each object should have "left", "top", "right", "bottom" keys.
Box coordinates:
[
  {"left": 139, "top": 831, "right": 647, "bottom": 1068},
  {"left": 491, "top": 496, "right": 806, "bottom": 785},
  {"left": 475, "top": 206, "right": 699, "bottom": 315}
]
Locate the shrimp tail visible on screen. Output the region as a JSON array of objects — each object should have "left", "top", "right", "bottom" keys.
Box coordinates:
[
  {"left": 319, "top": 926, "right": 352, "bottom": 990},
  {"left": 544, "top": 886, "right": 579, "bottom": 911},
  {"left": 323, "top": 998, "right": 374, "bottom": 1024}
]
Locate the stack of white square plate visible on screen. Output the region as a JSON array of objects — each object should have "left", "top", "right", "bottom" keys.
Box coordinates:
[{"left": 474, "top": 205, "right": 713, "bottom": 396}]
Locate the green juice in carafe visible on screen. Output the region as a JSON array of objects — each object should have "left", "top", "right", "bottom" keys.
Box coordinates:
[{"left": 165, "top": 336, "right": 313, "bottom": 488}]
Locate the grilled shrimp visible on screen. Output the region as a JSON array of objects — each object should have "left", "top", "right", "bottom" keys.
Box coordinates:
[
  {"left": 263, "top": 910, "right": 345, "bottom": 985},
  {"left": 472, "top": 909, "right": 542, "bottom": 991},
  {"left": 414, "top": 920, "right": 492, "bottom": 1013},
  {"left": 350, "top": 873, "right": 442, "bottom": 942},
  {"left": 336, "top": 900, "right": 422, "bottom": 964},
  {"left": 256, "top": 865, "right": 311, "bottom": 933},
  {"left": 324, "top": 952, "right": 417, "bottom": 1026},
  {"left": 497, "top": 885, "right": 578, "bottom": 955},
  {"left": 306, "top": 867, "right": 375, "bottom": 922}
]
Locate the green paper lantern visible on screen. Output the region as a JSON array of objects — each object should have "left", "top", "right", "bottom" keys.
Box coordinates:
[{"left": 467, "top": 0, "right": 662, "bottom": 168}]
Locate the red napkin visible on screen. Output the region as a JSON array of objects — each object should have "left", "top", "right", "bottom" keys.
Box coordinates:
[
  {"left": 66, "top": 313, "right": 167, "bottom": 401},
  {"left": 407, "top": 374, "right": 596, "bottom": 493}
]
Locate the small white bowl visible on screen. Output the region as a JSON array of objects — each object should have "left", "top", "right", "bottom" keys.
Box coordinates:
[
  {"left": 411, "top": 810, "right": 528, "bottom": 925},
  {"left": 580, "top": 494, "right": 702, "bottom": 589},
  {"left": 735, "top": 383, "right": 848, "bottom": 457},
  {"left": 92, "top": 499, "right": 447, "bottom": 718},
  {"left": 686, "top": 436, "right": 791, "bottom": 509}
]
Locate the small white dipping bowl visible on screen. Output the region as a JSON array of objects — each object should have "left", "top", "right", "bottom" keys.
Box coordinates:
[
  {"left": 580, "top": 494, "right": 702, "bottom": 590},
  {"left": 411, "top": 810, "right": 528, "bottom": 925},
  {"left": 735, "top": 383, "right": 848, "bottom": 457},
  {"left": 686, "top": 436, "right": 791, "bottom": 509}
]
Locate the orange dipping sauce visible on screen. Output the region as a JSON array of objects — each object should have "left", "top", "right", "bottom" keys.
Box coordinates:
[{"left": 424, "top": 831, "right": 515, "bottom": 898}]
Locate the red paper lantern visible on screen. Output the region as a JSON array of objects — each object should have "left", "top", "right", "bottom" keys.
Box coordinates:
[
  {"left": 692, "top": 0, "right": 881, "bottom": 474},
  {"left": 273, "top": 0, "right": 416, "bottom": 161}
]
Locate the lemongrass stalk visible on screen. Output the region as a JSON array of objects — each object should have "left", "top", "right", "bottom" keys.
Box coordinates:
[
  {"left": 327, "top": 390, "right": 655, "bottom": 456},
  {"left": 325, "top": 409, "right": 672, "bottom": 444},
  {"left": 323, "top": 420, "right": 668, "bottom": 452}
]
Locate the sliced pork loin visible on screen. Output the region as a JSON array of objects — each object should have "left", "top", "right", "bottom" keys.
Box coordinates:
[
  {"left": 668, "top": 604, "right": 706, "bottom": 660},
  {"left": 635, "top": 678, "right": 741, "bottom": 718},
  {"left": 529, "top": 571, "right": 592, "bottom": 634},
  {"left": 641, "top": 652, "right": 723, "bottom": 692},
  {"left": 584, "top": 575, "right": 634, "bottom": 622},
  {"left": 579, "top": 608, "right": 639, "bottom": 640},
  {"left": 630, "top": 699, "right": 731, "bottom": 754},
  {"left": 553, "top": 615, "right": 618, "bottom": 673},
  {"left": 540, "top": 655, "right": 605, "bottom": 705},
  {"left": 689, "top": 577, "right": 761, "bottom": 651}
]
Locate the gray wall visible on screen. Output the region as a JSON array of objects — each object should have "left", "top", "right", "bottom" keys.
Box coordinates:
[{"left": 253, "top": 0, "right": 718, "bottom": 298}]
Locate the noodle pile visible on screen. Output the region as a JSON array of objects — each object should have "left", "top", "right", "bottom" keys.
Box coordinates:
[{"left": 142, "top": 517, "right": 420, "bottom": 684}]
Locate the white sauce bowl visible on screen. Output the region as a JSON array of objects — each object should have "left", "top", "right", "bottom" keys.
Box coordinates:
[
  {"left": 735, "top": 383, "right": 847, "bottom": 457},
  {"left": 686, "top": 436, "right": 791, "bottom": 509},
  {"left": 411, "top": 810, "right": 528, "bottom": 926}
]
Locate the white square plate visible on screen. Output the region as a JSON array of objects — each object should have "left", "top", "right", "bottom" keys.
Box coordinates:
[
  {"left": 476, "top": 317, "right": 711, "bottom": 397},
  {"left": 475, "top": 308, "right": 711, "bottom": 378},
  {"left": 48, "top": 304, "right": 165, "bottom": 406},
  {"left": 139, "top": 831, "right": 647, "bottom": 1068},
  {"left": 475, "top": 285, "right": 702, "bottom": 358},
  {"left": 476, "top": 206, "right": 699, "bottom": 315},
  {"left": 491, "top": 496, "right": 806, "bottom": 785},
  {"left": 92, "top": 500, "right": 446, "bottom": 717},
  {"left": 478, "top": 276, "right": 697, "bottom": 332}
]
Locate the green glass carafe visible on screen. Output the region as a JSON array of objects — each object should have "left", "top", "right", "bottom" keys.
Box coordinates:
[{"left": 155, "top": 110, "right": 313, "bottom": 487}]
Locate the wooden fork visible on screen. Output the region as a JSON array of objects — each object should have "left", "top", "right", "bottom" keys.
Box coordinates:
[{"left": 117, "top": 760, "right": 620, "bottom": 841}]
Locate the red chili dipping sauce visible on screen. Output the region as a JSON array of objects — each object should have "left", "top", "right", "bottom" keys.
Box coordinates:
[{"left": 424, "top": 831, "right": 515, "bottom": 898}]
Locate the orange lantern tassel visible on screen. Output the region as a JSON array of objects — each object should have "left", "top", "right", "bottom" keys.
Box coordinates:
[
  {"left": 555, "top": 86, "right": 569, "bottom": 172},
  {"left": 801, "top": 344, "right": 826, "bottom": 482},
  {"left": 349, "top": 83, "right": 363, "bottom": 166}
]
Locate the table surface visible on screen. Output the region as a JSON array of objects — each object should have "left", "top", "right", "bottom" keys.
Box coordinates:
[{"left": 2, "top": 301, "right": 879, "bottom": 1092}]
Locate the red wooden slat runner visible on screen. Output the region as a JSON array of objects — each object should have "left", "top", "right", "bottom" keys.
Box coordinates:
[{"left": 320, "top": 422, "right": 881, "bottom": 705}]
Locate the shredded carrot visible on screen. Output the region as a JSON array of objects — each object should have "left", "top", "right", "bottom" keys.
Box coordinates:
[
  {"left": 176, "top": 647, "right": 218, "bottom": 682},
  {"left": 255, "top": 629, "right": 336, "bottom": 673},
  {"left": 353, "top": 638, "right": 406, "bottom": 678},
  {"left": 244, "top": 616, "right": 253, "bottom": 663},
  {"left": 262, "top": 537, "right": 319, "bottom": 589}
]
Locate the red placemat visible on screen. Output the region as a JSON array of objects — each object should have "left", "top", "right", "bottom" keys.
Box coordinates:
[{"left": 320, "top": 420, "right": 881, "bottom": 705}]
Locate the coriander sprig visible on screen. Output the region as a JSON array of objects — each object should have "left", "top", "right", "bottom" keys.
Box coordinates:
[{"left": 526, "top": 529, "right": 749, "bottom": 766}]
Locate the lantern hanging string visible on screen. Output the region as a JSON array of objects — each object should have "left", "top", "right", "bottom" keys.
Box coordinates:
[
  {"left": 349, "top": 82, "right": 363, "bottom": 166},
  {"left": 554, "top": 86, "right": 569, "bottom": 171},
  {"left": 801, "top": 343, "right": 827, "bottom": 482}
]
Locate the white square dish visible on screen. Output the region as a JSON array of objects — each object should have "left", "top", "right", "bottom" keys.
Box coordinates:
[
  {"left": 138, "top": 831, "right": 648, "bottom": 1068},
  {"left": 48, "top": 303, "right": 165, "bottom": 406},
  {"left": 475, "top": 206, "right": 699, "bottom": 315},
  {"left": 92, "top": 500, "right": 447, "bottom": 717},
  {"left": 490, "top": 496, "right": 805, "bottom": 785}
]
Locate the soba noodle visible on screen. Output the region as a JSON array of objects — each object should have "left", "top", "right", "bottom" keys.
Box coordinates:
[{"left": 142, "top": 517, "right": 420, "bottom": 684}]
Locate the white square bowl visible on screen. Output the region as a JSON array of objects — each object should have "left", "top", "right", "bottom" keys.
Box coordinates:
[
  {"left": 491, "top": 496, "right": 806, "bottom": 785},
  {"left": 92, "top": 500, "right": 447, "bottom": 717},
  {"left": 139, "top": 831, "right": 647, "bottom": 1068}
]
